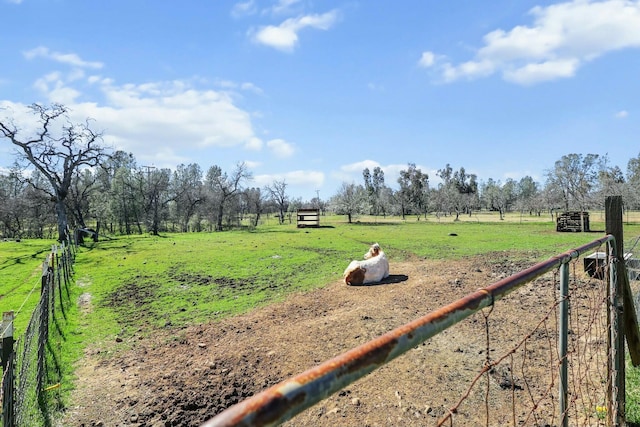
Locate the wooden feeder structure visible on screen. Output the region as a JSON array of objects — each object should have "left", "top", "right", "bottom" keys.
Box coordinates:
[
  {"left": 556, "top": 211, "right": 590, "bottom": 232},
  {"left": 297, "top": 208, "right": 320, "bottom": 228}
]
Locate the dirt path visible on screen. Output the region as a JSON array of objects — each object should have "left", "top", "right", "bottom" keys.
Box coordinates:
[{"left": 61, "top": 255, "right": 587, "bottom": 427}]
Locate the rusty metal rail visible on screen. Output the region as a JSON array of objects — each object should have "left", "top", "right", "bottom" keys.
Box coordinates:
[{"left": 201, "top": 235, "right": 615, "bottom": 427}]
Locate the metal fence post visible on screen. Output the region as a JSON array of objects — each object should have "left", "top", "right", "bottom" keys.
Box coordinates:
[{"left": 559, "top": 263, "right": 569, "bottom": 427}]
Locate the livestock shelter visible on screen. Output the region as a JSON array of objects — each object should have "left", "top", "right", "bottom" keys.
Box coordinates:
[
  {"left": 556, "top": 211, "right": 590, "bottom": 232},
  {"left": 296, "top": 208, "right": 320, "bottom": 228}
]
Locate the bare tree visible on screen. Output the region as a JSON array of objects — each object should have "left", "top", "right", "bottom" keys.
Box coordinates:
[
  {"left": 141, "top": 167, "right": 172, "bottom": 235},
  {"left": 626, "top": 152, "right": 640, "bottom": 210},
  {"left": 453, "top": 167, "right": 479, "bottom": 217},
  {"left": 0, "top": 171, "right": 29, "bottom": 238},
  {"left": 172, "top": 163, "right": 204, "bottom": 232},
  {"left": 205, "top": 162, "right": 252, "bottom": 231},
  {"left": 331, "top": 182, "right": 366, "bottom": 223},
  {"left": 243, "top": 187, "right": 264, "bottom": 228},
  {"left": 596, "top": 165, "right": 625, "bottom": 204},
  {"left": 67, "top": 168, "right": 97, "bottom": 231},
  {"left": 0, "top": 103, "right": 110, "bottom": 241},
  {"left": 111, "top": 161, "right": 144, "bottom": 234},
  {"left": 515, "top": 176, "right": 540, "bottom": 216},
  {"left": 435, "top": 164, "right": 477, "bottom": 220},
  {"left": 545, "top": 153, "right": 606, "bottom": 211},
  {"left": 481, "top": 178, "right": 516, "bottom": 220},
  {"left": 265, "top": 179, "right": 289, "bottom": 224},
  {"left": 363, "top": 166, "right": 386, "bottom": 216}
]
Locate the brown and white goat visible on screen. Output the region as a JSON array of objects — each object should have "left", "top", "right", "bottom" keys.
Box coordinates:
[
  {"left": 344, "top": 243, "right": 390, "bottom": 285},
  {"left": 364, "top": 242, "right": 382, "bottom": 259}
]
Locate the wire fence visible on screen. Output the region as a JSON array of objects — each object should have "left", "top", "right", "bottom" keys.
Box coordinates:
[
  {"left": 3, "top": 201, "right": 638, "bottom": 426},
  {"left": 1, "top": 239, "right": 75, "bottom": 427},
  {"left": 203, "top": 198, "right": 640, "bottom": 427},
  {"left": 432, "top": 251, "right": 613, "bottom": 426}
]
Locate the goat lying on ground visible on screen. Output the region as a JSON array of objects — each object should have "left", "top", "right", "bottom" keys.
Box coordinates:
[
  {"left": 364, "top": 242, "right": 382, "bottom": 259},
  {"left": 344, "top": 243, "right": 390, "bottom": 285}
]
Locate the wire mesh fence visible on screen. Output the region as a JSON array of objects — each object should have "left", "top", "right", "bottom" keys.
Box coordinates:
[
  {"left": 204, "top": 227, "right": 639, "bottom": 427},
  {"left": 1, "top": 240, "right": 75, "bottom": 427},
  {"left": 432, "top": 253, "right": 612, "bottom": 426}
]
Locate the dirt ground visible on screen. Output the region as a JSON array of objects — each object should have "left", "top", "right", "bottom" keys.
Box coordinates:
[{"left": 60, "top": 254, "right": 608, "bottom": 427}]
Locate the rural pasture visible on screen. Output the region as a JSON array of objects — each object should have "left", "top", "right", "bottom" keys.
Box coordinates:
[{"left": 2, "top": 211, "right": 640, "bottom": 426}]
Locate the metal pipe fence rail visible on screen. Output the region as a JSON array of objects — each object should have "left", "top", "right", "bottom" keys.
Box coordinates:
[
  {"left": 203, "top": 233, "right": 637, "bottom": 427},
  {"left": 1, "top": 238, "right": 75, "bottom": 427}
]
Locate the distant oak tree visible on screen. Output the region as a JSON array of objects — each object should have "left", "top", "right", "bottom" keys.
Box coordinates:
[{"left": 0, "top": 103, "right": 110, "bottom": 242}]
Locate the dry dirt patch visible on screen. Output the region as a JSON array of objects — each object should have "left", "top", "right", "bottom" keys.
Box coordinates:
[{"left": 62, "top": 255, "right": 573, "bottom": 427}]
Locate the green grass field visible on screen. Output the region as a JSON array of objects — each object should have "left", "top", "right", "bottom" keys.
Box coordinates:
[
  {"left": 0, "top": 239, "right": 57, "bottom": 334},
  {"left": 72, "top": 215, "right": 616, "bottom": 343},
  {"left": 3, "top": 211, "right": 640, "bottom": 422}
]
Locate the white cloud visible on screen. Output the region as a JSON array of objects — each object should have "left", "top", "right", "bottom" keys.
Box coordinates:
[
  {"left": 270, "top": 0, "right": 302, "bottom": 15},
  {"left": 240, "top": 82, "right": 264, "bottom": 94},
  {"left": 418, "top": 51, "right": 436, "bottom": 68},
  {"left": 333, "top": 160, "right": 387, "bottom": 185},
  {"left": 231, "top": 0, "right": 257, "bottom": 17},
  {"left": 340, "top": 160, "right": 382, "bottom": 174},
  {"left": 243, "top": 160, "right": 262, "bottom": 169},
  {"left": 254, "top": 170, "right": 324, "bottom": 187},
  {"left": 266, "top": 138, "right": 295, "bottom": 157},
  {"left": 252, "top": 25, "right": 299, "bottom": 51},
  {"left": 284, "top": 170, "right": 324, "bottom": 186},
  {"left": 213, "top": 79, "right": 264, "bottom": 95},
  {"left": 19, "top": 75, "right": 264, "bottom": 168},
  {"left": 23, "top": 46, "right": 103, "bottom": 69},
  {"left": 442, "top": 59, "right": 496, "bottom": 82},
  {"left": 48, "top": 84, "right": 82, "bottom": 105},
  {"left": 245, "top": 137, "right": 264, "bottom": 150},
  {"left": 251, "top": 10, "right": 338, "bottom": 52},
  {"left": 615, "top": 110, "right": 629, "bottom": 118},
  {"left": 94, "top": 82, "right": 256, "bottom": 151},
  {"left": 332, "top": 161, "right": 433, "bottom": 189},
  {"left": 428, "top": 0, "right": 640, "bottom": 85},
  {"left": 503, "top": 58, "right": 579, "bottom": 85},
  {"left": 12, "top": 46, "right": 277, "bottom": 170}
]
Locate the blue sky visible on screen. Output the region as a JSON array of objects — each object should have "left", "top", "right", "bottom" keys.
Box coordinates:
[{"left": 1, "top": 0, "right": 639, "bottom": 200}]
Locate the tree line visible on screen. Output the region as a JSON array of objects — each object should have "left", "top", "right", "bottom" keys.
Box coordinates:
[
  {"left": 331, "top": 153, "right": 640, "bottom": 223},
  {"left": 1, "top": 104, "right": 639, "bottom": 240}
]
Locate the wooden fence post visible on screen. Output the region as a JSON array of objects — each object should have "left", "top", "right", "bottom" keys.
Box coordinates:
[
  {"left": 1, "top": 311, "right": 14, "bottom": 370},
  {"left": 606, "top": 196, "right": 626, "bottom": 426},
  {"left": 37, "top": 259, "right": 52, "bottom": 396},
  {"left": 2, "top": 311, "right": 15, "bottom": 427}
]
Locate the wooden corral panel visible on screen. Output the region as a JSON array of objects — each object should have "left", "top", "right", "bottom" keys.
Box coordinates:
[
  {"left": 297, "top": 209, "right": 320, "bottom": 228},
  {"left": 556, "top": 211, "right": 590, "bottom": 232}
]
